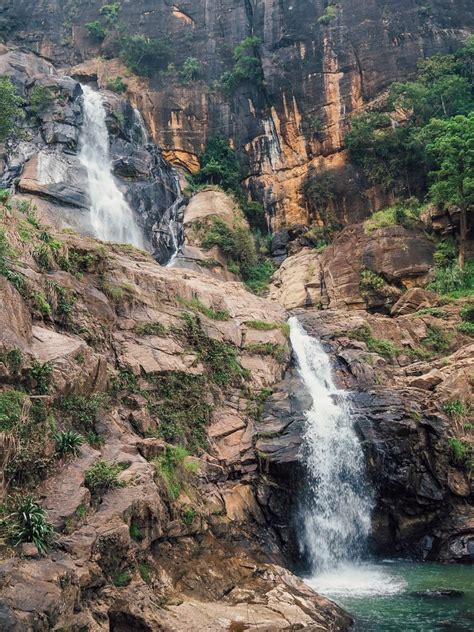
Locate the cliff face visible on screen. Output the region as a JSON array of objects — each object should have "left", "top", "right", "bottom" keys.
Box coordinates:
[{"left": 3, "top": 0, "right": 473, "bottom": 226}]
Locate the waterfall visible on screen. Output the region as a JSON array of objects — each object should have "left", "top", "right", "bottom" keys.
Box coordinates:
[
  {"left": 78, "top": 85, "right": 144, "bottom": 247},
  {"left": 289, "top": 317, "right": 373, "bottom": 574}
]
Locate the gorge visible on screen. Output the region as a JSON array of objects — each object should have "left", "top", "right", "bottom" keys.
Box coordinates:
[{"left": 0, "top": 1, "right": 473, "bottom": 630}]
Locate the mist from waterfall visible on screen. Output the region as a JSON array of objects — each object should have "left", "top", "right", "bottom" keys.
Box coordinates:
[
  {"left": 78, "top": 85, "right": 143, "bottom": 247},
  {"left": 289, "top": 317, "right": 373, "bottom": 574}
]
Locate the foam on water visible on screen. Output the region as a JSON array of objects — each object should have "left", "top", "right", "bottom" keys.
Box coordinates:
[{"left": 306, "top": 563, "right": 407, "bottom": 599}]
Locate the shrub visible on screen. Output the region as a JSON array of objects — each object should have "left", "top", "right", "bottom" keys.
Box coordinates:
[
  {"left": 458, "top": 321, "right": 474, "bottom": 336},
  {"left": 0, "top": 229, "right": 25, "bottom": 291},
  {"left": 139, "top": 562, "right": 151, "bottom": 583},
  {"left": 112, "top": 571, "right": 131, "bottom": 587},
  {"left": 346, "top": 326, "right": 400, "bottom": 358},
  {"left": 318, "top": 5, "right": 338, "bottom": 25},
  {"left": 56, "top": 394, "right": 105, "bottom": 431},
  {"left": 421, "top": 324, "right": 451, "bottom": 353},
  {"left": 219, "top": 36, "right": 263, "bottom": 96},
  {"left": 27, "top": 361, "right": 53, "bottom": 394},
  {"left": 181, "top": 506, "right": 196, "bottom": 525},
  {"left": 9, "top": 496, "right": 54, "bottom": 554},
  {"left": 28, "top": 86, "right": 53, "bottom": 116},
  {"left": 85, "top": 21, "right": 107, "bottom": 41},
  {"left": 244, "top": 320, "right": 286, "bottom": 331},
  {"left": 301, "top": 169, "right": 338, "bottom": 238},
  {"left": 360, "top": 269, "right": 386, "bottom": 292},
  {"left": 0, "top": 77, "right": 23, "bottom": 142},
  {"left": 412, "top": 307, "right": 447, "bottom": 318},
  {"left": 120, "top": 35, "right": 171, "bottom": 76},
  {"left": 85, "top": 459, "right": 124, "bottom": 493},
  {"left": 460, "top": 303, "right": 474, "bottom": 323},
  {"left": 187, "top": 135, "right": 242, "bottom": 194},
  {"left": 181, "top": 57, "right": 201, "bottom": 82},
  {"left": 54, "top": 430, "right": 84, "bottom": 456},
  {"left": 0, "top": 390, "right": 26, "bottom": 431},
  {"left": 245, "top": 342, "right": 287, "bottom": 363},
  {"left": 129, "top": 522, "right": 143, "bottom": 541},
  {"left": 100, "top": 2, "right": 121, "bottom": 24},
  {"left": 107, "top": 76, "right": 127, "bottom": 93}
]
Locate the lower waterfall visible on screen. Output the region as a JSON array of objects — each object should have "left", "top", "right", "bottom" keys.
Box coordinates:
[
  {"left": 289, "top": 317, "right": 373, "bottom": 573},
  {"left": 78, "top": 85, "right": 144, "bottom": 247}
]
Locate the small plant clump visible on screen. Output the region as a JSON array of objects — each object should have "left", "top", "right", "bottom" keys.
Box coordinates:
[
  {"left": 107, "top": 76, "right": 127, "bottom": 93},
  {"left": 7, "top": 496, "right": 54, "bottom": 554},
  {"left": 133, "top": 321, "right": 167, "bottom": 336},
  {"left": 177, "top": 296, "right": 230, "bottom": 321},
  {"left": 54, "top": 430, "right": 84, "bottom": 456},
  {"left": 155, "top": 445, "right": 198, "bottom": 501},
  {"left": 244, "top": 342, "right": 287, "bottom": 363},
  {"left": 448, "top": 438, "right": 472, "bottom": 471},
  {"left": 443, "top": 400, "right": 466, "bottom": 417},
  {"left": 56, "top": 394, "right": 105, "bottom": 431},
  {"left": 84, "top": 459, "right": 125, "bottom": 493},
  {"left": 346, "top": 326, "right": 400, "bottom": 359},
  {"left": 112, "top": 571, "right": 131, "bottom": 587},
  {"left": 421, "top": 323, "right": 451, "bottom": 354}
]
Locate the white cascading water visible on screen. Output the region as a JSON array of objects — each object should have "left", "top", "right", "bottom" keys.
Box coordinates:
[
  {"left": 78, "top": 85, "right": 143, "bottom": 247},
  {"left": 289, "top": 318, "right": 373, "bottom": 568}
]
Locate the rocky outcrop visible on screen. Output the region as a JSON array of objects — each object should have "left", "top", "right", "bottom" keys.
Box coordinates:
[
  {"left": 269, "top": 223, "right": 435, "bottom": 311},
  {"left": 2, "top": 1, "right": 473, "bottom": 226}
]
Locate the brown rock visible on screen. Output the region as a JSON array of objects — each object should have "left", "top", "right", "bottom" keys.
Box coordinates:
[{"left": 391, "top": 288, "right": 438, "bottom": 316}]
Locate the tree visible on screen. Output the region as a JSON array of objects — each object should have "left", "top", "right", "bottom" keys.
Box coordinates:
[
  {"left": 120, "top": 35, "right": 170, "bottom": 77},
  {"left": 420, "top": 113, "right": 474, "bottom": 268},
  {"left": 190, "top": 135, "right": 242, "bottom": 193},
  {"left": 0, "top": 77, "right": 23, "bottom": 142}
]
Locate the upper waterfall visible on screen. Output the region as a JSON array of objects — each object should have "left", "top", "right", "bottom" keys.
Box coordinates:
[
  {"left": 78, "top": 85, "right": 144, "bottom": 247},
  {"left": 289, "top": 317, "right": 373, "bottom": 573}
]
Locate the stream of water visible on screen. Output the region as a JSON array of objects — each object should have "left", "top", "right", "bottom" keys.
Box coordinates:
[
  {"left": 289, "top": 317, "right": 474, "bottom": 630},
  {"left": 78, "top": 85, "right": 143, "bottom": 247}
]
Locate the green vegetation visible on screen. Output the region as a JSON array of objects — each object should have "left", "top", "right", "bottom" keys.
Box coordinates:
[
  {"left": 360, "top": 269, "right": 387, "bottom": 292},
  {"left": 0, "top": 77, "right": 23, "bottom": 142},
  {"left": 147, "top": 371, "right": 213, "bottom": 449},
  {"left": 421, "top": 323, "right": 451, "bottom": 354},
  {"left": 85, "top": 459, "right": 125, "bottom": 493},
  {"left": 85, "top": 21, "right": 107, "bottom": 41},
  {"left": 181, "top": 57, "right": 201, "bottom": 82},
  {"left": 139, "top": 562, "right": 151, "bottom": 583},
  {"left": 244, "top": 342, "right": 287, "bottom": 363},
  {"left": 301, "top": 169, "right": 338, "bottom": 244},
  {"left": 346, "top": 326, "right": 400, "bottom": 359},
  {"left": 0, "top": 348, "right": 22, "bottom": 375},
  {"left": 181, "top": 506, "right": 196, "bottom": 526},
  {"left": 112, "top": 571, "right": 131, "bottom": 587},
  {"left": 187, "top": 135, "right": 241, "bottom": 194},
  {"left": 155, "top": 445, "right": 198, "bottom": 501},
  {"left": 120, "top": 35, "right": 171, "bottom": 76},
  {"left": 0, "top": 390, "right": 26, "bottom": 432},
  {"left": 133, "top": 321, "right": 167, "bottom": 336},
  {"left": 107, "top": 76, "right": 127, "bottom": 93},
  {"left": 53, "top": 430, "right": 84, "bottom": 456},
  {"left": 180, "top": 312, "right": 247, "bottom": 387},
  {"left": 6, "top": 496, "right": 54, "bottom": 554},
  {"left": 28, "top": 86, "right": 53, "bottom": 116},
  {"left": 219, "top": 36, "right": 264, "bottom": 97},
  {"left": 129, "top": 522, "right": 143, "bottom": 541},
  {"left": 443, "top": 400, "right": 466, "bottom": 417},
  {"left": 100, "top": 2, "right": 121, "bottom": 24},
  {"left": 318, "top": 5, "right": 338, "bottom": 25},
  {"left": 244, "top": 320, "right": 287, "bottom": 332},
  {"left": 56, "top": 394, "right": 105, "bottom": 431},
  {"left": 177, "top": 296, "right": 230, "bottom": 321},
  {"left": 363, "top": 200, "right": 423, "bottom": 234},
  {"left": 412, "top": 307, "right": 447, "bottom": 318},
  {"left": 0, "top": 228, "right": 25, "bottom": 292},
  {"left": 448, "top": 438, "right": 472, "bottom": 471},
  {"left": 27, "top": 361, "right": 52, "bottom": 394}
]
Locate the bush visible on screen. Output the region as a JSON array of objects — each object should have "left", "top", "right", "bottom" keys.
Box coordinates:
[
  {"left": 56, "top": 394, "right": 105, "bottom": 431},
  {"left": 9, "top": 496, "right": 54, "bottom": 554},
  {"left": 460, "top": 303, "right": 474, "bottom": 323},
  {"left": 0, "top": 228, "right": 25, "bottom": 291},
  {"left": 27, "top": 361, "right": 53, "bottom": 394},
  {"left": 85, "top": 21, "right": 107, "bottom": 41},
  {"left": 0, "top": 77, "right": 23, "bottom": 142},
  {"left": 421, "top": 324, "right": 451, "bottom": 353},
  {"left": 318, "top": 5, "right": 338, "bottom": 25},
  {"left": 120, "top": 35, "right": 171, "bottom": 76},
  {"left": 107, "top": 76, "right": 127, "bottom": 93},
  {"left": 85, "top": 459, "right": 124, "bottom": 493},
  {"left": 0, "top": 390, "right": 26, "bottom": 431},
  {"left": 188, "top": 135, "right": 242, "bottom": 194},
  {"left": 219, "top": 36, "right": 263, "bottom": 97},
  {"left": 28, "top": 86, "right": 53, "bottom": 116},
  {"left": 112, "top": 571, "right": 131, "bottom": 587},
  {"left": 54, "top": 430, "right": 84, "bottom": 456},
  {"left": 443, "top": 400, "right": 466, "bottom": 417},
  {"left": 245, "top": 342, "right": 287, "bottom": 363},
  {"left": 181, "top": 57, "right": 201, "bottom": 82},
  {"left": 346, "top": 325, "right": 400, "bottom": 358},
  {"left": 133, "top": 321, "right": 167, "bottom": 336},
  {"left": 428, "top": 261, "right": 473, "bottom": 296}
]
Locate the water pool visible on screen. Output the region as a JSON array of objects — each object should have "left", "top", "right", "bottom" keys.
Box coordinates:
[{"left": 306, "top": 560, "right": 474, "bottom": 631}]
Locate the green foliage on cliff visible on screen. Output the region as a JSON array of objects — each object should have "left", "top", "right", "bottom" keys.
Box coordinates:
[
  {"left": 318, "top": 5, "right": 338, "bottom": 25},
  {"left": 120, "top": 35, "right": 171, "bottom": 76},
  {"left": 5, "top": 496, "right": 54, "bottom": 554},
  {"left": 448, "top": 438, "right": 472, "bottom": 471},
  {"left": 107, "top": 76, "right": 127, "bottom": 93},
  {"left": 85, "top": 21, "right": 106, "bottom": 41},
  {"left": 0, "top": 77, "right": 23, "bottom": 142},
  {"left": 155, "top": 445, "right": 198, "bottom": 501},
  {"left": 85, "top": 459, "right": 125, "bottom": 493},
  {"left": 219, "top": 36, "right": 264, "bottom": 96},
  {"left": 188, "top": 136, "right": 242, "bottom": 194}
]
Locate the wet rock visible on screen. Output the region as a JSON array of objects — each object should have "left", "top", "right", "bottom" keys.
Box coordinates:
[{"left": 410, "top": 590, "right": 464, "bottom": 599}]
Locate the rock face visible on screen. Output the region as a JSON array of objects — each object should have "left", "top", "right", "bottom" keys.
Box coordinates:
[
  {"left": 2, "top": 1, "right": 473, "bottom": 226},
  {"left": 269, "top": 223, "right": 435, "bottom": 311},
  {"left": 256, "top": 309, "right": 473, "bottom": 563}
]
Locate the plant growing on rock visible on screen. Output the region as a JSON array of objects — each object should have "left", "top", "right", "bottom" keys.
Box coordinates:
[
  {"left": 155, "top": 445, "right": 198, "bottom": 501},
  {"left": 181, "top": 57, "right": 201, "bottom": 82},
  {"left": 120, "top": 35, "right": 171, "bottom": 76},
  {"left": 448, "top": 438, "right": 472, "bottom": 471},
  {"left": 219, "top": 36, "right": 264, "bottom": 96},
  {"left": 0, "top": 77, "right": 23, "bottom": 142},
  {"left": 177, "top": 296, "right": 230, "bottom": 321},
  {"left": 85, "top": 459, "right": 125, "bottom": 493},
  {"left": 54, "top": 430, "right": 84, "bottom": 456},
  {"left": 56, "top": 394, "right": 105, "bottom": 431},
  {"left": 7, "top": 496, "right": 54, "bottom": 554},
  {"left": 107, "top": 76, "right": 127, "bottom": 93},
  {"left": 85, "top": 21, "right": 107, "bottom": 41}
]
